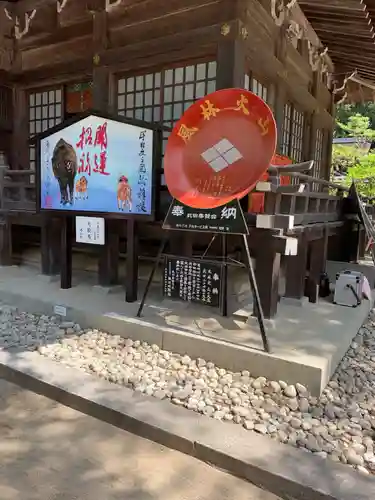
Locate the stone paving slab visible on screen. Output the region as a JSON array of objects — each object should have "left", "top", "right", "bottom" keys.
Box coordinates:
[
  {"left": 0, "top": 349, "right": 373, "bottom": 500},
  {"left": 0, "top": 379, "right": 281, "bottom": 500}
]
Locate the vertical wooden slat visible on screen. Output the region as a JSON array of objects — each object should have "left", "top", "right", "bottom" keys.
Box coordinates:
[
  {"left": 126, "top": 219, "right": 139, "bottom": 302},
  {"left": 60, "top": 216, "right": 73, "bottom": 289}
]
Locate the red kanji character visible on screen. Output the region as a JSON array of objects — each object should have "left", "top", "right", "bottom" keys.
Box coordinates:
[
  {"left": 94, "top": 151, "right": 109, "bottom": 176},
  {"left": 85, "top": 126, "right": 93, "bottom": 146},
  {"left": 84, "top": 152, "right": 92, "bottom": 176},
  {"left": 78, "top": 152, "right": 85, "bottom": 173},
  {"left": 76, "top": 127, "right": 86, "bottom": 149},
  {"left": 94, "top": 122, "right": 108, "bottom": 151}
]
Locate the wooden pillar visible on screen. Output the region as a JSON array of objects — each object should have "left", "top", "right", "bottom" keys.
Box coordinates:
[
  {"left": 216, "top": 22, "right": 246, "bottom": 89},
  {"left": 323, "top": 91, "right": 336, "bottom": 181},
  {"left": 307, "top": 231, "right": 328, "bottom": 303},
  {"left": 41, "top": 216, "right": 61, "bottom": 275},
  {"left": 216, "top": 20, "right": 246, "bottom": 211},
  {"left": 91, "top": 7, "right": 120, "bottom": 287},
  {"left": 254, "top": 244, "right": 281, "bottom": 319},
  {"left": 307, "top": 72, "right": 319, "bottom": 166},
  {"left": 340, "top": 221, "right": 359, "bottom": 263},
  {"left": 0, "top": 216, "right": 12, "bottom": 266},
  {"left": 274, "top": 27, "right": 288, "bottom": 151},
  {"left": 60, "top": 217, "right": 73, "bottom": 290},
  {"left": 126, "top": 219, "right": 138, "bottom": 302},
  {"left": 98, "top": 221, "right": 119, "bottom": 286},
  {"left": 284, "top": 232, "right": 308, "bottom": 300},
  {"left": 12, "top": 87, "right": 29, "bottom": 170}
]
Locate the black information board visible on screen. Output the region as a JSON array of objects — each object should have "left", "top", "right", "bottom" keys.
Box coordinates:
[
  {"left": 163, "top": 198, "right": 248, "bottom": 235},
  {"left": 163, "top": 256, "right": 224, "bottom": 308}
]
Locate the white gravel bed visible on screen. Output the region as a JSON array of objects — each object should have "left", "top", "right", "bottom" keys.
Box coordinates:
[{"left": 0, "top": 303, "right": 374, "bottom": 476}]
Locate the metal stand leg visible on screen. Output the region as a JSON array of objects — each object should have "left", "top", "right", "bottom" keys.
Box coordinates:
[
  {"left": 221, "top": 234, "right": 228, "bottom": 317},
  {"left": 136, "top": 236, "right": 168, "bottom": 318},
  {"left": 242, "top": 234, "right": 270, "bottom": 353}
]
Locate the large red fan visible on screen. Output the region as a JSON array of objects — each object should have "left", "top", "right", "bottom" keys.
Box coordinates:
[{"left": 164, "top": 88, "right": 277, "bottom": 209}]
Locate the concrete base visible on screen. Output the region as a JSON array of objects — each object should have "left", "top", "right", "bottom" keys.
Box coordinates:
[
  {"left": 0, "top": 349, "right": 372, "bottom": 500},
  {"left": 0, "top": 264, "right": 372, "bottom": 396},
  {"left": 279, "top": 296, "right": 309, "bottom": 308}
]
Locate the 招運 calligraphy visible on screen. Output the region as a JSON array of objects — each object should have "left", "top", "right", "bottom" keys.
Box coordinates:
[{"left": 76, "top": 121, "right": 109, "bottom": 177}]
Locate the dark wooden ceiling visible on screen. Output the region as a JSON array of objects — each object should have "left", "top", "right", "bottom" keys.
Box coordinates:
[{"left": 300, "top": 0, "right": 375, "bottom": 81}]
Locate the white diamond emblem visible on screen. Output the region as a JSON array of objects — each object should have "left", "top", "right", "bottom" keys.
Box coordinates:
[
  {"left": 201, "top": 138, "right": 243, "bottom": 173},
  {"left": 201, "top": 147, "right": 220, "bottom": 163},
  {"left": 214, "top": 138, "right": 234, "bottom": 154},
  {"left": 209, "top": 156, "right": 228, "bottom": 172},
  {"left": 223, "top": 147, "right": 243, "bottom": 164}
]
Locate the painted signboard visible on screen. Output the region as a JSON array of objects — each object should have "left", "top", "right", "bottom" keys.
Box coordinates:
[{"left": 38, "top": 113, "right": 155, "bottom": 217}]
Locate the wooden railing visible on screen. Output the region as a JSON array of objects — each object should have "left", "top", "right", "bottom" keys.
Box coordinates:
[
  {"left": 0, "top": 167, "right": 36, "bottom": 212},
  {"left": 0, "top": 162, "right": 370, "bottom": 227},
  {"left": 249, "top": 162, "right": 350, "bottom": 227}
]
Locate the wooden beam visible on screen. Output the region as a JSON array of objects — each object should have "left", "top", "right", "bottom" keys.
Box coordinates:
[
  {"left": 300, "top": 0, "right": 366, "bottom": 7},
  {"left": 329, "top": 49, "right": 375, "bottom": 63},
  {"left": 315, "top": 29, "right": 375, "bottom": 42},
  {"left": 18, "top": 21, "right": 93, "bottom": 50},
  {"left": 101, "top": 24, "right": 221, "bottom": 67},
  {"left": 302, "top": 8, "right": 368, "bottom": 20},
  {"left": 305, "top": 16, "right": 371, "bottom": 27},
  {"left": 313, "top": 25, "right": 374, "bottom": 36}
]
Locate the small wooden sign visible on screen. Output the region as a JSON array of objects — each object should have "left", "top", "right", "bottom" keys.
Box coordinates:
[{"left": 76, "top": 216, "right": 105, "bottom": 245}]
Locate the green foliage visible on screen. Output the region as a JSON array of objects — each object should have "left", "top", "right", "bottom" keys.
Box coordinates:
[
  {"left": 336, "top": 114, "right": 375, "bottom": 143},
  {"left": 333, "top": 105, "right": 375, "bottom": 198},
  {"left": 331, "top": 144, "right": 362, "bottom": 175},
  {"left": 344, "top": 153, "right": 375, "bottom": 198},
  {"left": 335, "top": 102, "right": 375, "bottom": 137}
]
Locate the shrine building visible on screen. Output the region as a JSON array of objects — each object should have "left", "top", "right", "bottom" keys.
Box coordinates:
[{"left": 0, "top": 0, "right": 373, "bottom": 321}]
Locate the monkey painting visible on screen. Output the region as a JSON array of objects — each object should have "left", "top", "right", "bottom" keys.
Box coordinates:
[
  {"left": 117, "top": 175, "right": 132, "bottom": 212},
  {"left": 75, "top": 176, "right": 88, "bottom": 201},
  {"left": 52, "top": 138, "right": 77, "bottom": 205}
]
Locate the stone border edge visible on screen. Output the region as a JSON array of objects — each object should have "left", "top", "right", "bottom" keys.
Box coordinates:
[
  {"left": 0, "top": 288, "right": 324, "bottom": 396},
  {"left": 0, "top": 350, "right": 372, "bottom": 500}
]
